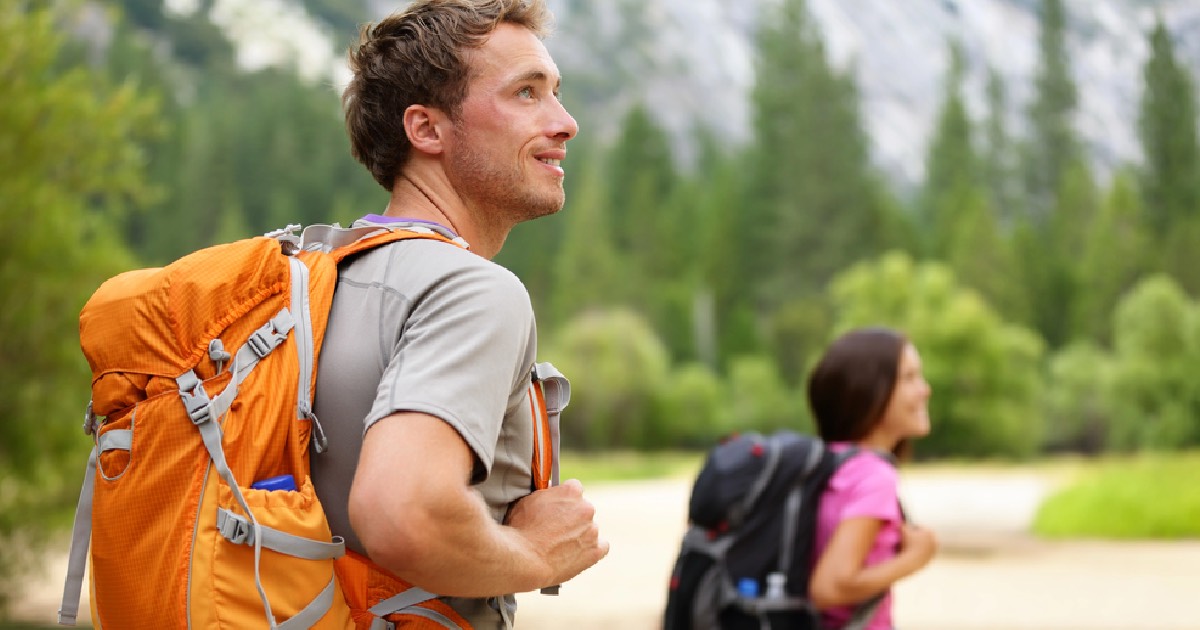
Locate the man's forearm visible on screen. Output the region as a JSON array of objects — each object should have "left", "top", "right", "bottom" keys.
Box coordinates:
[{"left": 354, "top": 484, "right": 551, "bottom": 597}]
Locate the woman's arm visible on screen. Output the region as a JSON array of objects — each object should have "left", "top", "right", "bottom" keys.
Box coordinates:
[{"left": 808, "top": 517, "right": 937, "bottom": 609}]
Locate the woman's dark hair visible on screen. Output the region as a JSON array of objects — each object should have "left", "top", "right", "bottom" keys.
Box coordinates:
[{"left": 806, "top": 327, "right": 911, "bottom": 459}]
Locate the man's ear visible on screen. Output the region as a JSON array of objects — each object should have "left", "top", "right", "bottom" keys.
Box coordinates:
[{"left": 404, "top": 104, "right": 448, "bottom": 156}]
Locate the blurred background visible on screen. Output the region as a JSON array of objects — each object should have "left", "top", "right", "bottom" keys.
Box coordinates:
[{"left": 3, "top": 0, "right": 1200, "bottom": 626}]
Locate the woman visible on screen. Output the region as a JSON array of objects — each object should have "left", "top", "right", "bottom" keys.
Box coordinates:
[{"left": 806, "top": 327, "right": 937, "bottom": 630}]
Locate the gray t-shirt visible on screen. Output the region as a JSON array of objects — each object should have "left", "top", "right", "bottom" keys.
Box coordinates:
[{"left": 312, "top": 228, "right": 538, "bottom": 628}]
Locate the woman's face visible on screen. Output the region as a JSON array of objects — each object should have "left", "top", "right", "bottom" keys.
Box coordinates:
[{"left": 877, "top": 343, "right": 932, "bottom": 440}]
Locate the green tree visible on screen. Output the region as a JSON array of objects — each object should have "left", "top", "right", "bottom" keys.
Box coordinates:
[
  {"left": 1021, "top": 0, "right": 1081, "bottom": 223},
  {"left": 719, "top": 355, "right": 806, "bottom": 438},
  {"left": 920, "top": 39, "right": 982, "bottom": 258},
  {"left": 1041, "top": 159, "right": 1100, "bottom": 346},
  {"left": 1138, "top": 16, "right": 1200, "bottom": 240},
  {"left": 687, "top": 131, "right": 745, "bottom": 370},
  {"left": 103, "top": 13, "right": 382, "bottom": 265},
  {"left": 1014, "top": 0, "right": 1093, "bottom": 350},
  {"left": 605, "top": 104, "right": 679, "bottom": 257},
  {"left": 656, "top": 363, "right": 724, "bottom": 448},
  {"left": 944, "top": 190, "right": 1028, "bottom": 324},
  {"left": 981, "top": 66, "right": 1021, "bottom": 227},
  {"left": 548, "top": 156, "right": 627, "bottom": 326},
  {"left": 1043, "top": 341, "right": 1115, "bottom": 453},
  {"left": 1108, "top": 276, "right": 1200, "bottom": 450},
  {"left": 746, "top": 0, "right": 891, "bottom": 308},
  {"left": 1138, "top": 16, "right": 1200, "bottom": 295},
  {"left": 1073, "top": 170, "right": 1152, "bottom": 344},
  {"left": 0, "top": 2, "right": 157, "bottom": 611},
  {"left": 544, "top": 309, "right": 671, "bottom": 450},
  {"left": 828, "top": 252, "right": 1045, "bottom": 458}
]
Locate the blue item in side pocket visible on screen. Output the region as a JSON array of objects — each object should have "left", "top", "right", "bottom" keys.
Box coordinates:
[{"left": 251, "top": 474, "right": 297, "bottom": 492}]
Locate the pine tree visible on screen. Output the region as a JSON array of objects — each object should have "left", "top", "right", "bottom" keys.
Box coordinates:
[
  {"left": 1074, "top": 170, "right": 1151, "bottom": 344},
  {"left": 1138, "top": 16, "right": 1200, "bottom": 239},
  {"left": 981, "top": 66, "right": 1020, "bottom": 227},
  {"left": 1138, "top": 15, "right": 1200, "bottom": 295},
  {"left": 746, "top": 0, "right": 886, "bottom": 307},
  {"left": 920, "top": 38, "right": 983, "bottom": 259},
  {"left": 946, "top": 190, "right": 1028, "bottom": 325},
  {"left": 549, "top": 157, "right": 627, "bottom": 326},
  {"left": 1021, "top": 0, "right": 1081, "bottom": 224},
  {"left": 0, "top": 3, "right": 156, "bottom": 611}
]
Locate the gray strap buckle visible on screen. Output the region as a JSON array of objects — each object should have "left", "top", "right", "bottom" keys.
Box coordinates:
[{"left": 217, "top": 509, "right": 255, "bottom": 546}]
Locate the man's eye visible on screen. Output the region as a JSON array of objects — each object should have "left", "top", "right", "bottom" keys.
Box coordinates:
[{"left": 517, "top": 86, "right": 534, "bottom": 98}]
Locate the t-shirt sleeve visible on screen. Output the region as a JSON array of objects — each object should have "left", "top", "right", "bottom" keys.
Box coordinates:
[
  {"left": 364, "top": 256, "right": 536, "bottom": 477},
  {"left": 829, "top": 453, "right": 902, "bottom": 524}
]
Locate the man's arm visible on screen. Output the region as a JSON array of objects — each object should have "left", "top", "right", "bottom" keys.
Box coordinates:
[{"left": 348, "top": 411, "right": 608, "bottom": 597}]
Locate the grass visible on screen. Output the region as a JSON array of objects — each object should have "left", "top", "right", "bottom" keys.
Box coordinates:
[
  {"left": 561, "top": 449, "right": 1200, "bottom": 540},
  {"left": 558, "top": 450, "right": 704, "bottom": 485},
  {"left": 1033, "top": 451, "right": 1200, "bottom": 539}
]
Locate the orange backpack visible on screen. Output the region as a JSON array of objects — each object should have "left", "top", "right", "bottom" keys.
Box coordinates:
[{"left": 57, "top": 223, "right": 566, "bottom": 629}]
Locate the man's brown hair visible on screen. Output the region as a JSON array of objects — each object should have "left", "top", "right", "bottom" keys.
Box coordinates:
[{"left": 343, "top": 0, "right": 552, "bottom": 190}]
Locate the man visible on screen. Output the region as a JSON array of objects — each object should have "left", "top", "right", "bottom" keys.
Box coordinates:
[{"left": 311, "top": 1, "right": 609, "bottom": 628}]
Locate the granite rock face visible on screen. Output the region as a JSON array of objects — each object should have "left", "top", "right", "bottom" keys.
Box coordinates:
[{"left": 544, "top": 0, "right": 1200, "bottom": 186}]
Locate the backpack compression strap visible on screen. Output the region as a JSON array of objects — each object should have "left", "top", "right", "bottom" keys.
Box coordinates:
[{"left": 529, "top": 362, "right": 568, "bottom": 491}]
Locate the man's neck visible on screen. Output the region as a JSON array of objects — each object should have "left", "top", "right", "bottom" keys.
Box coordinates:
[{"left": 385, "top": 172, "right": 508, "bottom": 259}]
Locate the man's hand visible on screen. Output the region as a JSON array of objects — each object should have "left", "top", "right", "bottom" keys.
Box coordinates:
[{"left": 506, "top": 479, "right": 610, "bottom": 588}]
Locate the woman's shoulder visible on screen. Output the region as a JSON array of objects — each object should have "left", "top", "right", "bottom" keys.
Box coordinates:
[{"left": 827, "top": 444, "right": 899, "bottom": 488}]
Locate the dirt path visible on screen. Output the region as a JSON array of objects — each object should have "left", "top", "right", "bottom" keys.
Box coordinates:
[
  {"left": 14, "top": 468, "right": 1200, "bottom": 629},
  {"left": 513, "top": 471, "right": 1200, "bottom": 630}
]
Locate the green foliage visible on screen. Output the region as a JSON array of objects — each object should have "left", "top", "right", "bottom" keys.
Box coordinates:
[
  {"left": 1159, "top": 216, "right": 1200, "bottom": 296},
  {"left": 1043, "top": 342, "right": 1115, "bottom": 453},
  {"left": 746, "top": 0, "right": 893, "bottom": 309},
  {"left": 0, "top": 2, "right": 154, "bottom": 613},
  {"left": 829, "top": 252, "right": 1045, "bottom": 458},
  {"left": 558, "top": 450, "right": 703, "bottom": 484},
  {"left": 1042, "top": 159, "right": 1099, "bottom": 346},
  {"left": 1107, "top": 275, "right": 1200, "bottom": 450},
  {"left": 98, "top": 14, "right": 382, "bottom": 264},
  {"left": 1138, "top": 16, "right": 1200, "bottom": 242},
  {"left": 545, "top": 309, "right": 672, "bottom": 450},
  {"left": 768, "top": 297, "right": 834, "bottom": 386},
  {"left": 921, "top": 39, "right": 982, "bottom": 258},
  {"left": 982, "top": 66, "right": 1021, "bottom": 226},
  {"left": 21, "top": 0, "right": 1200, "bottom": 475},
  {"left": 653, "top": 364, "right": 725, "bottom": 449},
  {"left": 605, "top": 105, "right": 679, "bottom": 257},
  {"left": 1021, "top": 0, "right": 1081, "bottom": 222},
  {"left": 944, "top": 187, "right": 1028, "bottom": 325},
  {"left": 720, "top": 355, "right": 808, "bottom": 438},
  {"left": 1033, "top": 453, "right": 1200, "bottom": 539},
  {"left": 547, "top": 155, "right": 627, "bottom": 326},
  {"left": 1073, "top": 169, "right": 1152, "bottom": 343},
  {"left": 301, "top": 0, "right": 372, "bottom": 44}
]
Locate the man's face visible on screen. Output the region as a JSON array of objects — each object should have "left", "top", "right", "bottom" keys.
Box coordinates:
[{"left": 444, "top": 23, "right": 578, "bottom": 225}]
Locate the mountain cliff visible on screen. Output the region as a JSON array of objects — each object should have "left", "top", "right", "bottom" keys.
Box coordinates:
[
  {"left": 543, "top": 0, "right": 1200, "bottom": 186},
  {"left": 169, "top": 0, "right": 1200, "bottom": 188}
]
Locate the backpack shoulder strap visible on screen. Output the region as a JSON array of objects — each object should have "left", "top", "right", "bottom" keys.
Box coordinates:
[{"left": 296, "top": 222, "right": 469, "bottom": 260}]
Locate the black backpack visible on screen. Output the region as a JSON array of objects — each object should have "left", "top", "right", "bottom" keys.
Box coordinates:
[{"left": 663, "top": 430, "right": 883, "bottom": 630}]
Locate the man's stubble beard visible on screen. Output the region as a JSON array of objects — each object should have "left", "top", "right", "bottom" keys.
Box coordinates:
[{"left": 448, "top": 128, "right": 565, "bottom": 225}]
